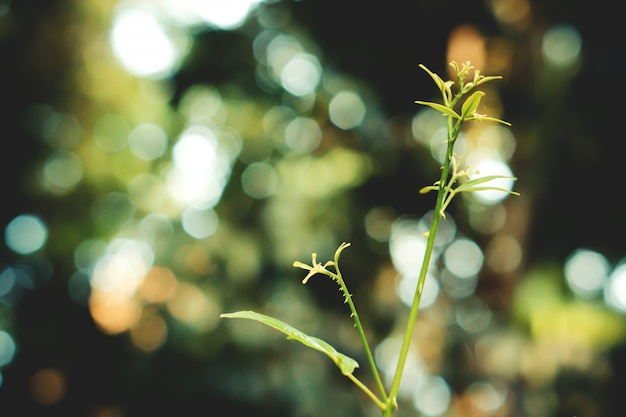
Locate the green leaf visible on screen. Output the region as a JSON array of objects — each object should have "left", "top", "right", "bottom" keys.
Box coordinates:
[
  {"left": 475, "top": 75, "right": 503, "bottom": 86},
  {"left": 455, "top": 175, "right": 520, "bottom": 197},
  {"left": 466, "top": 114, "right": 511, "bottom": 126},
  {"left": 418, "top": 64, "right": 447, "bottom": 94},
  {"left": 455, "top": 174, "right": 516, "bottom": 192},
  {"left": 460, "top": 91, "right": 484, "bottom": 120},
  {"left": 419, "top": 64, "right": 458, "bottom": 105},
  {"left": 220, "top": 310, "right": 360, "bottom": 375},
  {"left": 419, "top": 185, "right": 439, "bottom": 194},
  {"left": 466, "top": 186, "right": 519, "bottom": 195},
  {"left": 415, "top": 101, "right": 460, "bottom": 119}
]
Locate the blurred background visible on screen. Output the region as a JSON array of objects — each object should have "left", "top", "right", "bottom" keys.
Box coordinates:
[{"left": 1, "top": 0, "right": 625, "bottom": 416}]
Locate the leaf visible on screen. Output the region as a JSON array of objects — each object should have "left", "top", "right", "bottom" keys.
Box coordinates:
[
  {"left": 460, "top": 91, "right": 485, "bottom": 120},
  {"left": 419, "top": 64, "right": 447, "bottom": 95},
  {"left": 467, "top": 114, "right": 511, "bottom": 126},
  {"left": 465, "top": 186, "right": 519, "bottom": 195},
  {"left": 220, "top": 310, "right": 360, "bottom": 375},
  {"left": 419, "top": 185, "right": 439, "bottom": 194},
  {"left": 475, "top": 75, "right": 503, "bottom": 86},
  {"left": 455, "top": 175, "right": 520, "bottom": 197},
  {"left": 415, "top": 101, "right": 460, "bottom": 119},
  {"left": 455, "top": 174, "right": 516, "bottom": 192}
]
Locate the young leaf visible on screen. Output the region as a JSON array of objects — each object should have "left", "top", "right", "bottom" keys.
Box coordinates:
[
  {"left": 220, "top": 310, "right": 360, "bottom": 375},
  {"left": 455, "top": 174, "right": 517, "bottom": 193},
  {"left": 475, "top": 75, "right": 503, "bottom": 87},
  {"left": 466, "top": 114, "right": 512, "bottom": 126},
  {"left": 418, "top": 64, "right": 447, "bottom": 96},
  {"left": 415, "top": 100, "right": 460, "bottom": 119},
  {"left": 460, "top": 91, "right": 485, "bottom": 120},
  {"left": 419, "top": 185, "right": 439, "bottom": 194}
]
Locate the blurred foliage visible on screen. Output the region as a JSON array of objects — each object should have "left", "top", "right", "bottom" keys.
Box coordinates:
[{"left": 0, "top": 0, "right": 625, "bottom": 417}]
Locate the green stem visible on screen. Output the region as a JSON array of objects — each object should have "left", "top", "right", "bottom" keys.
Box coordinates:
[
  {"left": 346, "top": 373, "right": 386, "bottom": 410},
  {"left": 382, "top": 404, "right": 395, "bottom": 417},
  {"left": 378, "top": 62, "right": 509, "bottom": 416},
  {"left": 332, "top": 268, "right": 388, "bottom": 403},
  {"left": 384, "top": 112, "right": 462, "bottom": 414}
]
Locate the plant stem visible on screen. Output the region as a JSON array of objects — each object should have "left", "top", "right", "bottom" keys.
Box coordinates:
[
  {"left": 333, "top": 268, "right": 388, "bottom": 403},
  {"left": 346, "top": 373, "right": 386, "bottom": 410},
  {"left": 384, "top": 111, "right": 462, "bottom": 414}
]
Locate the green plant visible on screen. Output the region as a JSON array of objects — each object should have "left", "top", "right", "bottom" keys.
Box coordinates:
[{"left": 221, "top": 61, "right": 518, "bottom": 417}]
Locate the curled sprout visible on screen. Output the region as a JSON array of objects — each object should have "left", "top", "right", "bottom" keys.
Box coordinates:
[{"left": 293, "top": 242, "right": 352, "bottom": 284}]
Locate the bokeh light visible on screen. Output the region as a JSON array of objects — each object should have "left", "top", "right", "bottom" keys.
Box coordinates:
[
  {"left": 446, "top": 24, "right": 486, "bottom": 72},
  {"left": 128, "top": 122, "right": 169, "bottom": 161},
  {"left": 177, "top": 84, "right": 226, "bottom": 125},
  {"left": 485, "top": 234, "right": 523, "bottom": 273},
  {"left": 466, "top": 156, "right": 516, "bottom": 204},
  {"left": 280, "top": 53, "right": 322, "bottom": 96},
  {"left": 412, "top": 108, "right": 446, "bottom": 147},
  {"left": 375, "top": 337, "right": 426, "bottom": 398},
  {"left": 181, "top": 207, "right": 219, "bottom": 239},
  {"left": 430, "top": 127, "right": 471, "bottom": 164},
  {"left": 396, "top": 271, "right": 439, "bottom": 309},
  {"left": 443, "top": 238, "right": 484, "bottom": 278},
  {"left": 477, "top": 125, "right": 517, "bottom": 161},
  {"left": 166, "top": 0, "right": 264, "bottom": 30},
  {"left": 468, "top": 203, "right": 507, "bottom": 234},
  {"left": 456, "top": 296, "right": 492, "bottom": 333},
  {"left": 241, "top": 162, "right": 280, "bottom": 198},
  {"left": 110, "top": 6, "right": 186, "bottom": 79},
  {"left": 89, "top": 289, "right": 142, "bottom": 335},
  {"left": 364, "top": 206, "right": 396, "bottom": 242},
  {"left": 166, "top": 281, "right": 220, "bottom": 332},
  {"left": 604, "top": 261, "right": 626, "bottom": 313},
  {"left": 412, "top": 375, "right": 451, "bottom": 416},
  {"left": 489, "top": 0, "right": 532, "bottom": 29},
  {"left": 138, "top": 266, "right": 178, "bottom": 304},
  {"left": 465, "top": 381, "right": 507, "bottom": 413},
  {"left": 389, "top": 218, "right": 431, "bottom": 277},
  {"left": 4, "top": 214, "right": 48, "bottom": 255},
  {"left": 172, "top": 126, "right": 219, "bottom": 175},
  {"left": 29, "top": 368, "right": 66, "bottom": 406},
  {"left": 284, "top": 117, "right": 322, "bottom": 154},
  {"left": 42, "top": 150, "right": 84, "bottom": 192},
  {"left": 542, "top": 23, "right": 582, "bottom": 71},
  {"left": 0, "top": 331, "right": 16, "bottom": 368},
  {"left": 0, "top": 268, "right": 16, "bottom": 297},
  {"left": 90, "top": 238, "right": 153, "bottom": 295},
  {"left": 168, "top": 125, "right": 234, "bottom": 209},
  {"left": 441, "top": 267, "right": 479, "bottom": 299},
  {"left": 564, "top": 249, "right": 609, "bottom": 298},
  {"left": 265, "top": 34, "right": 305, "bottom": 80},
  {"left": 130, "top": 309, "right": 168, "bottom": 352},
  {"left": 328, "top": 90, "right": 366, "bottom": 130}
]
